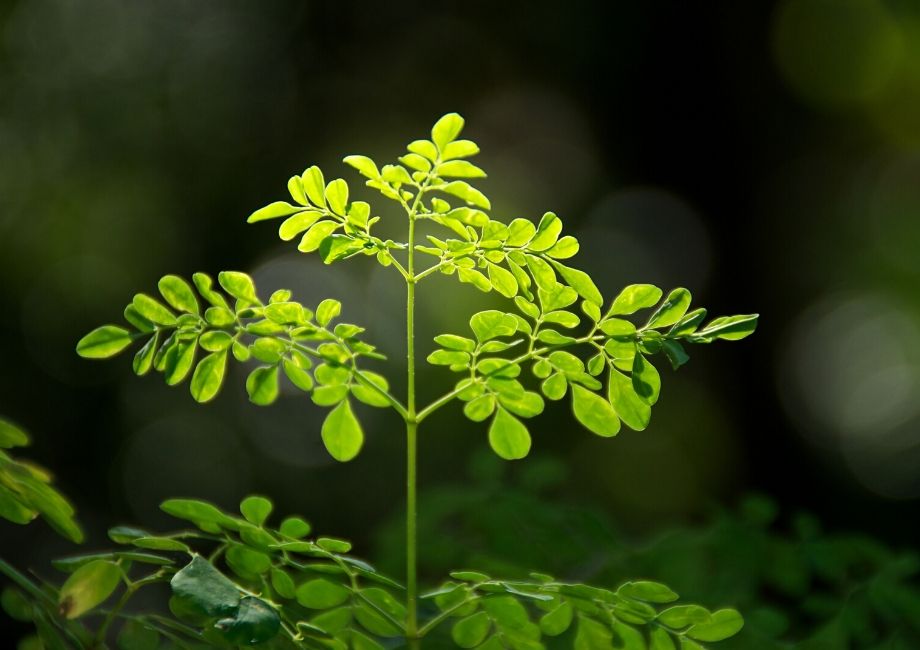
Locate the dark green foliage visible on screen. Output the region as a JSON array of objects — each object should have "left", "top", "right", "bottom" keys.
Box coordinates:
[
  {"left": 0, "top": 418, "right": 83, "bottom": 543},
  {"left": 2, "top": 495, "right": 737, "bottom": 649},
  {"left": 375, "top": 457, "right": 920, "bottom": 650}
]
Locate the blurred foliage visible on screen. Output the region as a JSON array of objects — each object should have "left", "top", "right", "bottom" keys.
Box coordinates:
[
  {"left": 1, "top": 494, "right": 741, "bottom": 649},
  {"left": 376, "top": 452, "right": 920, "bottom": 649},
  {"left": 0, "top": 418, "right": 82, "bottom": 543}
]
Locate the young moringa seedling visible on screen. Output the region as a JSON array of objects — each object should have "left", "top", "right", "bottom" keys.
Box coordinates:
[{"left": 70, "top": 113, "right": 757, "bottom": 649}]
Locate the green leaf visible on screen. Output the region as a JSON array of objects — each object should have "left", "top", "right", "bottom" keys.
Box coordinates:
[
  {"left": 160, "top": 498, "right": 229, "bottom": 530},
  {"left": 662, "top": 340, "right": 690, "bottom": 369},
  {"left": 226, "top": 544, "right": 272, "bottom": 577},
  {"left": 324, "top": 179, "right": 349, "bottom": 216},
  {"left": 123, "top": 304, "right": 154, "bottom": 332},
  {"left": 575, "top": 615, "right": 613, "bottom": 650},
  {"left": 282, "top": 359, "right": 313, "bottom": 392},
  {"left": 247, "top": 201, "right": 303, "bottom": 223},
  {"left": 632, "top": 354, "right": 661, "bottom": 405},
  {"left": 538, "top": 283, "right": 578, "bottom": 312},
  {"left": 488, "top": 407, "right": 531, "bottom": 460},
  {"left": 301, "top": 166, "right": 326, "bottom": 207},
  {"left": 540, "top": 602, "right": 574, "bottom": 636},
  {"left": 619, "top": 581, "right": 679, "bottom": 603},
  {"left": 524, "top": 259, "right": 555, "bottom": 295},
  {"left": 432, "top": 112, "right": 465, "bottom": 150},
  {"left": 77, "top": 326, "right": 134, "bottom": 359},
  {"left": 687, "top": 609, "right": 744, "bottom": 642},
  {"left": 452, "top": 611, "right": 491, "bottom": 648},
  {"left": 550, "top": 260, "right": 603, "bottom": 306},
  {"left": 240, "top": 496, "right": 272, "bottom": 526},
  {"left": 218, "top": 271, "right": 259, "bottom": 306},
  {"left": 428, "top": 349, "right": 470, "bottom": 366},
  {"left": 280, "top": 516, "right": 311, "bottom": 539},
  {"left": 216, "top": 596, "right": 281, "bottom": 645},
  {"left": 354, "top": 587, "right": 406, "bottom": 637},
  {"left": 529, "top": 212, "right": 562, "bottom": 251},
  {"left": 488, "top": 263, "right": 518, "bottom": 298},
  {"left": 133, "top": 293, "right": 177, "bottom": 326},
  {"left": 434, "top": 334, "right": 476, "bottom": 352},
  {"left": 170, "top": 556, "right": 240, "bottom": 618},
  {"left": 545, "top": 235, "right": 579, "bottom": 259},
  {"left": 443, "top": 139, "right": 480, "bottom": 159},
  {"left": 190, "top": 351, "right": 227, "bottom": 403},
  {"left": 458, "top": 267, "right": 492, "bottom": 292},
  {"left": 132, "top": 536, "right": 191, "bottom": 552},
  {"left": 316, "top": 298, "right": 342, "bottom": 326},
  {"left": 464, "top": 394, "right": 496, "bottom": 422},
  {"left": 299, "top": 221, "right": 338, "bottom": 252},
  {"left": 320, "top": 234, "right": 364, "bottom": 264},
  {"left": 438, "top": 160, "right": 486, "bottom": 178},
  {"left": 343, "top": 155, "right": 379, "bottom": 179},
  {"left": 498, "top": 391, "right": 544, "bottom": 418},
  {"left": 351, "top": 371, "right": 391, "bottom": 407},
  {"left": 321, "top": 400, "right": 364, "bottom": 462},
  {"left": 279, "top": 211, "right": 324, "bottom": 241},
  {"left": 316, "top": 536, "right": 352, "bottom": 552},
  {"left": 193, "top": 273, "right": 230, "bottom": 309},
  {"left": 649, "top": 627, "right": 676, "bottom": 650},
  {"left": 657, "top": 605, "right": 711, "bottom": 628},
  {"left": 470, "top": 310, "right": 518, "bottom": 342},
  {"left": 408, "top": 139, "right": 439, "bottom": 161},
  {"left": 158, "top": 275, "right": 199, "bottom": 315},
  {"left": 507, "top": 218, "right": 537, "bottom": 246},
  {"left": 133, "top": 335, "right": 159, "bottom": 374},
  {"left": 646, "top": 288, "right": 692, "bottom": 329},
  {"left": 610, "top": 284, "right": 663, "bottom": 315},
  {"left": 270, "top": 568, "right": 296, "bottom": 600},
  {"left": 441, "top": 181, "right": 491, "bottom": 210},
  {"left": 246, "top": 366, "right": 280, "bottom": 406},
  {"left": 400, "top": 152, "right": 432, "bottom": 172},
  {"left": 288, "top": 175, "right": 308, "bottom": 205},
  {"left": 164, "top": 340, "right": 196, "bottom": 385},
  {"left": 199, "top": 330, "right": 232, "bottom": 352},
  {"left": 251, "top": 337, "right": 287, "bottom": 364},
  {"left": 608, "top": 369, "right": 650, "bottom": 431},
  {"left": 669, "top": 307, "right": 707, "bottom": 336},
  {"left": 0, "top": 419, "right": 30, "bottom": 449},
  {"left": 571, "top": 384, "right": 620, "bottom": 437},
  {"left": 692, "top": 314, "right": 759, "bottom": 342},
  {"left": 58, "top": 560, "right": 122, "bottom": 619},
  {"left": 296, "top": 578, "right": 350, "bottom": 609},
  {"left": 541, "top": 372, "right": 568, "bottom": 400}
]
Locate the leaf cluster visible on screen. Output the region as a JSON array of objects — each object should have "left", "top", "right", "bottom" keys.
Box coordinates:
[
  {"left": 1, "top": 494, "right": 743, "bottom": 649},
  {"left": 431, "top": 284, "right": 756, "bottom": 460},
  {"left": 76, "top": 273, "right": 393, "bottom": 462}
]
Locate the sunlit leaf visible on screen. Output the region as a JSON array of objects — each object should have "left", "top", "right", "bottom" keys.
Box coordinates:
[{"left": 321, "top": 400, "right": 363, "bottom": 462}]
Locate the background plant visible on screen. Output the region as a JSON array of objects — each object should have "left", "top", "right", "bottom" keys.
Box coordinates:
[
  {"left": 3, "top": 114, "right": 756, "bottom": 648},
  {"left": 374, "top": 452, "right": 920, "bottom": 650}
]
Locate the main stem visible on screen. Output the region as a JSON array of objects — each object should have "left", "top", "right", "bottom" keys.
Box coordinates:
[{"left": 406, "top": 212, "right": 420, "bottom": 648}]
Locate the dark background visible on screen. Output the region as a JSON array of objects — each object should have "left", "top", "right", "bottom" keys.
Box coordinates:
[{"left": 2, "top": 0, "right": 920, "bottom": 632}]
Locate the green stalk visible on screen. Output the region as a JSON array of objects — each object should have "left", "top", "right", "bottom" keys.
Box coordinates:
[{"left": 406, "top": 205, "right": 420, "bottom": 648}]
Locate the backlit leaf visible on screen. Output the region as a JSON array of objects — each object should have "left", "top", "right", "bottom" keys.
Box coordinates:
[
  {"left": 488, "top": 407, "right": 531, "bottom": 460},
  {"left": 321, "top": 400, "right": 363, "bottom": 462},
  {"left": 77, "top": 325, "right": 134, "bottom": 359},
  {"left": 571, "top": 384, "right": 620, "bottom": 437}
]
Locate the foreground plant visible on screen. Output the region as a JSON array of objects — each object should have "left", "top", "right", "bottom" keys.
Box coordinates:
[{"left": 52, "top": 113, "right": 758, "bottom": 648}]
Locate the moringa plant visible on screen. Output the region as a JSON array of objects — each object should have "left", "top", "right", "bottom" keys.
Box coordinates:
[{"left": 60, "top": 113, "right": 757, "bottom": 648}]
